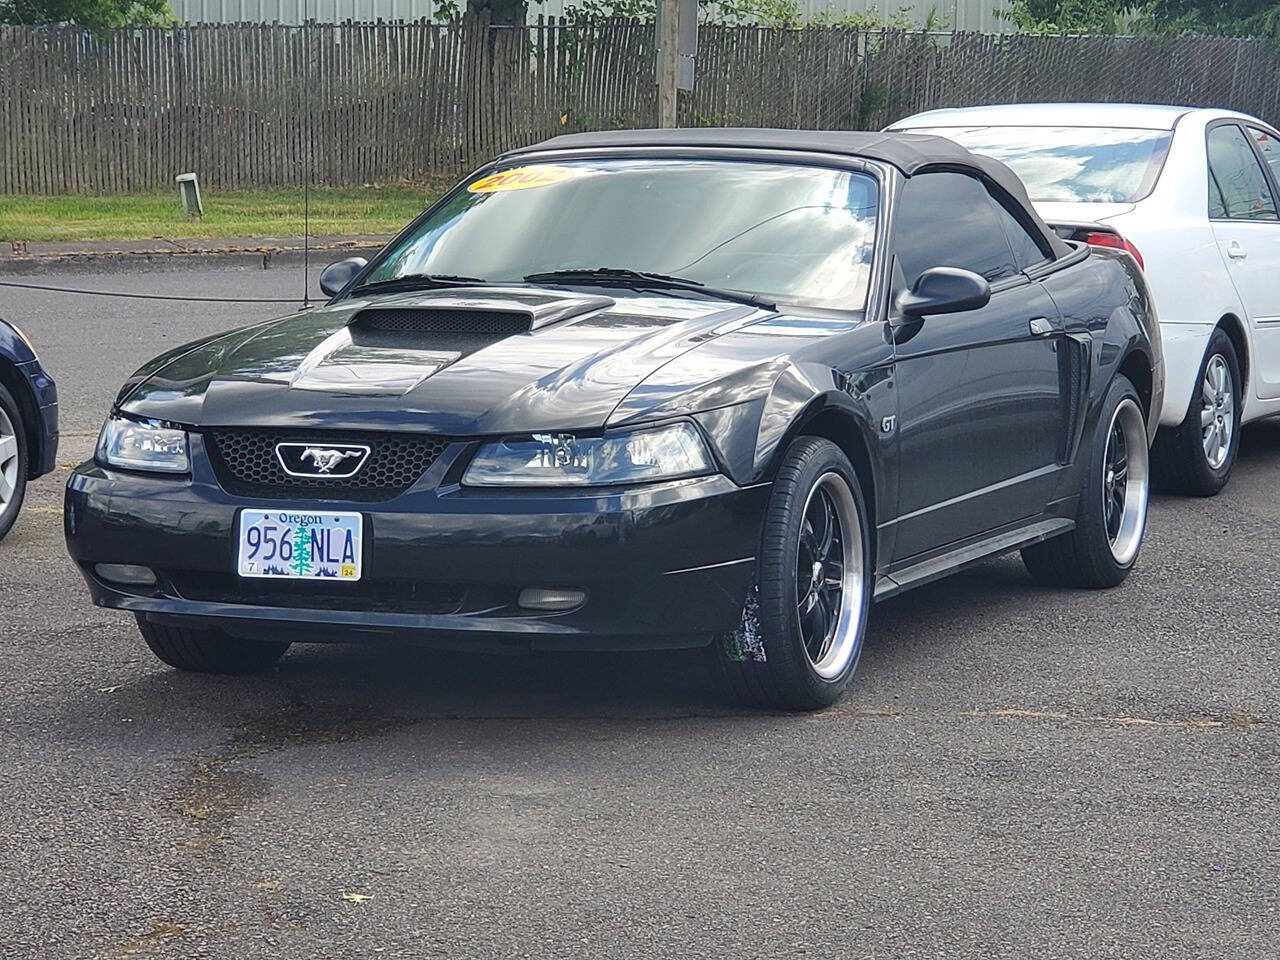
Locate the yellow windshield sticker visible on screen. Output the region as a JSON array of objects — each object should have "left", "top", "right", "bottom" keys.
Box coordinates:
[{"left": 468, "top": 165, "right": 577, "bottom": 194}]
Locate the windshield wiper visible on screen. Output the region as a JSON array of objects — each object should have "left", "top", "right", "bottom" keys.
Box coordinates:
[
  {"left": 523, "top": 267, "right": 775, "bottom": 310},
  {"left": 350, "top": 272, "right": 488, "bottom": 295}
]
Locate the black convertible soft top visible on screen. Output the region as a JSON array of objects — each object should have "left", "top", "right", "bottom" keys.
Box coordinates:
[{"left": 504, "top": 127, "right": 1070, "bottom": 258}]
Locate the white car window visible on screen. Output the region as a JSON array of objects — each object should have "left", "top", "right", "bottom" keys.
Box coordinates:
[
  {"left": 900, "top": 125, "right": 1172, "bottom": 203},
  {"left": 1207, "top": 124, "right": 1279, "bottom": 221},
  {"left": 1247, "top": 126, "right": 1280, "bottom": 185}
]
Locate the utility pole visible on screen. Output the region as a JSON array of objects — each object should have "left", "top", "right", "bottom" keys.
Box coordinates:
[{"left": 657, "top": 0, "right": 679, "bottom": 127}]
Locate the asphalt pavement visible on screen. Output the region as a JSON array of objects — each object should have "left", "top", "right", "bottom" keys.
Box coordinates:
[{"left": 0, "top": 261, "right": 1276, "bottom": 959}]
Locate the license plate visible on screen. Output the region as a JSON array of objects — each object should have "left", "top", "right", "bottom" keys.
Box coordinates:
[{"left": 237, "top": 510, "right": 363, "bottom": 581}]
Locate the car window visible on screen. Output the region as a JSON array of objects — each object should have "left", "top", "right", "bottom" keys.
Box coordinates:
[
  {"left": 893, "top": 171, "right": 1019, "bottom": 288},
  {"left": 989, "top": 196, "right": 1051, "bottom": 271},
  {"left": 1208, "top": 177, "right": 1229, "bottom": 219},
  {"left": 361, "top": 159, "right": 879, "bottom": 310},
  {"left": 1207, "top": 124, "right": 1279, "bottom": 221},
  {"left": 1247, "top": 125, "right": 1280, "bottom": 185},
  {"left": 899, "top": 125, "right": 1173, "bottom": 203}
]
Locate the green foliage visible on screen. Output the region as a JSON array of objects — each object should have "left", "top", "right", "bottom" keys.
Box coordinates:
[
  {"left": 1000, "top": 0, "right": 1129, "bottom": 34},
  {"left": 709, "top": 0, "right": 804, "bottom": 27},
  {"left": 810, "top": 5, "right": 889, "bottom": 28},
  {"left": 548, "top": 0, "right": 939, "bottom": 29},
  {"left": 434, "top": 0, "right": 542, "bottom": 25},
  {"left": 708, "top": 1, "right": 931, "bottom": 28},
  {"left": 0, "top": 0, "right": 171, "bottom": 28},
  {"left": 853, "top": 76, "right": 889, "bottom": 126},
  {"left": 1144, "top": 0, "right": 1280, "bottom": 40},
  {"left": 463, "top": 0, "right": 531, "bottom": 24},
  {"left": 561, "top": 0, "right": 654, "bottom": 24},
  {"left": 1002, "top": 0, "right": 1280, "bottom": 39}
]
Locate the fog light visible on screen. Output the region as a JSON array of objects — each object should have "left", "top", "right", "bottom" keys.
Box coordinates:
[
  {"left": 95, "top": 563, "right": 157, "bottom": 587},
  {"left": 517, "top": 587, "right": 587, "bottom": 611}
]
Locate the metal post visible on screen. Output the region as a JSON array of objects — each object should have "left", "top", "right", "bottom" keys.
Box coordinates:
[{"left": 657, "top": 0, "right": 679, "bottom": 128}]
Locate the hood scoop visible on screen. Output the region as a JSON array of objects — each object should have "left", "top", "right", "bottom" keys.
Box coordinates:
[
  {"left": 353, "top": 307, "right": 533, "bottom": 336},
  {"left": 351, "top": 288, "right": 616, "bottom": 335},
  {"left": 289, "top": 289, "right": 615, "bottom": 397}
]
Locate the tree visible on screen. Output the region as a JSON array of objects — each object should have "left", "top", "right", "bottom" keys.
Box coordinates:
[
  {"left": 1001, "top": 0, "right": 1130, "bottom": 34},
  {"left": 462, "top": 0, "right": 528, "bottom": 26},
  {"left": 1002, "top": 0, "right": 1280, "bottom": 38},
  {"left": 0, "top": 0, "right": 170, "bottom": 28},
  {"left": 1145, "top": 0, "right": 1280, "bottom": 39}
]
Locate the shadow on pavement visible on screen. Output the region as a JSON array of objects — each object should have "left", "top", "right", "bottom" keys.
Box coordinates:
[
  {"left": 65, "top": 421, "right": 1280, "bottom": 738},
  {"left": 79, "top": 554, "right": 1040, "bottom": 747},
  {"left": 1238, "top": 419, "right": 1280, "bottom": 461}
]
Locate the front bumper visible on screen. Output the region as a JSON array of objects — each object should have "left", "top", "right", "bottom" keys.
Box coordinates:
[
  {"left": 18, "top": 359, "right": 58, "bottom": 477},
  {"left": 64, "top": 443, "right": 768, "bottom": 651},
  {"left": 1157, "top": 322, "right": 1215, "bottom": 428}
]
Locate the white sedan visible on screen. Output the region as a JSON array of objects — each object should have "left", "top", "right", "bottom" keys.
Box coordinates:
[{"left": 891, "top": 103, "right": 1280, "bottom": 495}]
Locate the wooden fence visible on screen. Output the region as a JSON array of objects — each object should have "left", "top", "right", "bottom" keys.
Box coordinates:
[{"left": 3, "top": 21, "right": 1280, "bottom": 195}]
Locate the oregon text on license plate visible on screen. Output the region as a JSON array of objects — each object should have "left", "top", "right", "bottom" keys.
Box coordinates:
[{"left": 237, "top": 510, "right": 363, "bottom": 581}]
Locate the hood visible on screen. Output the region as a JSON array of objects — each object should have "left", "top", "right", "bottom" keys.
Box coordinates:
[
  {"left": 1033, "top": 200, "right": 1136, "bottom": 228},
  {"left": 119, "top": 287, "right": 772, "bottom": 435}
]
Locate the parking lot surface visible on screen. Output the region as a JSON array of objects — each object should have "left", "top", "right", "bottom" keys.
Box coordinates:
[{"left": 1, "top": 262, "right": 1276, "bottom": 959}]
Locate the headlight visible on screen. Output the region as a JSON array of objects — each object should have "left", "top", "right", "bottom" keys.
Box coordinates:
[
  {"left": 463, "top": 422, "right": 715, "bottom": 487},
  {"left": 97, "top": 415, "right": 190, "bottom": 473}
]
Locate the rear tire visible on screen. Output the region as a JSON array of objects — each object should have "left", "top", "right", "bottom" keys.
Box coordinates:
[
  {"left": 1022, "top": 374, "right": 1149, "bottom": 589},
  {"left": 0, "top": 382, "right": 29, "bottom": 544},
  {"left": 1151, "top": 329, "right": 1241, "bottom": 497},
  {"left": 136, "top": 615, "right": 290, "bottom": 674},
  {"left": 710, "top": 437, "right": 872, "bottom": 711}
]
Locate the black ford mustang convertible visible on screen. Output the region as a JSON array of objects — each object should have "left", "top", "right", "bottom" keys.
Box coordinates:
[{"left": 66, "top": 129, "right": 1163, "bottom": 710}]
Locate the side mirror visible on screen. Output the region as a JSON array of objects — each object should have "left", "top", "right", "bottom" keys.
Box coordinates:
[
  {"left": 319, "top": 256, "right": 368, "bottom": 297},
  {"left": 896, "top": 266, "right": 991, "bottom": 320}
]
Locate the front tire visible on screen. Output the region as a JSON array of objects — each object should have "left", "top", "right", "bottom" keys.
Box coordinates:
[
  {"left": 0, "top": 382, "right": 29, "bottom": 544},
  {"left": 711, "top": 437, "right": 872, "bottom": 711},
  {"left": 136, "top": 616, "right": 291, "bottom": 674},
  {"left": 1152, "top": 329, "right": 1241, "bottom": 497},
  {"left": 1022, "top": 374, "right": 1149, "bottom": 588}
]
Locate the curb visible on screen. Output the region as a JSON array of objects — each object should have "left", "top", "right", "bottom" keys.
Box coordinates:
[{"left": 0, "top": 239, "right": 388, "bottom": 276}]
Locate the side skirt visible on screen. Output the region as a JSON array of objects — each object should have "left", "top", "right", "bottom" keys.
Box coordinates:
[{"left": 873, "top": 516, "right": 1075, "bottom": 602}]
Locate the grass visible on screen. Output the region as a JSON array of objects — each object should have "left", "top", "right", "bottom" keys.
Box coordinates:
[{"left": 0, "top": 184, "right": 443, "bottom": 243}]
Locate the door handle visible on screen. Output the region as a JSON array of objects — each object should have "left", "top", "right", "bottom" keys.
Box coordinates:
[
  {"left": 1227, "top": 240, "right": 1248, "bottom": 260},
  {"left": 1029, "top": 317, "right": 1054, "bottom": 336}
]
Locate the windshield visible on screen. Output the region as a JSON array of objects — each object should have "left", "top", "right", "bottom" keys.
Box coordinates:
[
  {"left": 361, "top": 159, "right": 879, "bottom": 309},
  {"left": 904, "top": 126, "right": 1173, "bottom": 203}
]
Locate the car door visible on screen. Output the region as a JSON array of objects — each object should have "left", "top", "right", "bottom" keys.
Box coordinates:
[
  {"left": 890, "top": 170, "right": 1066, "bottom": 561},
  {"left": 1206, "top": 121, "right": 1280, "bottom": 400}
]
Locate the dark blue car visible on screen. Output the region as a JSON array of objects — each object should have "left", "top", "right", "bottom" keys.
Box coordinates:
[{"left": 0, "top": 318, "right": 58, "bottom": 541}]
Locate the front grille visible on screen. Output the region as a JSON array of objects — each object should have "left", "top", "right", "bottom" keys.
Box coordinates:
[
  {"left": 353, "top": 308, "right": 531, "bottom": 336},
  {"left": 165, "top": 572, "right": 465, "bottom": 614},
  {"left": 205, "top": 429, "right": 451, "bottom": 501}
]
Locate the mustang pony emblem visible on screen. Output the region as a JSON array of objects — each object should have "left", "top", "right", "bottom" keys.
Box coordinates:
[
  {"left": 302, "top": 447, "right": 362, "bottom": 474},
  {"left": 274, "top": 442, "right": 371, "bottom": 479}
]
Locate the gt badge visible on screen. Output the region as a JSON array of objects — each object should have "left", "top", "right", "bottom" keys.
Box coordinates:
[
  {"left": 881, "top": 415, "right": 896, "bottom": 434},
  {"left": 275, "top": 442, "right": 371, "bottom": 478}
]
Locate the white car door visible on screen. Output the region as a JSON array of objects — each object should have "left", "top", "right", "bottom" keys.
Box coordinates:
[{"left": 1206, "top": 121, "right": 1280, "bottom": 400}]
